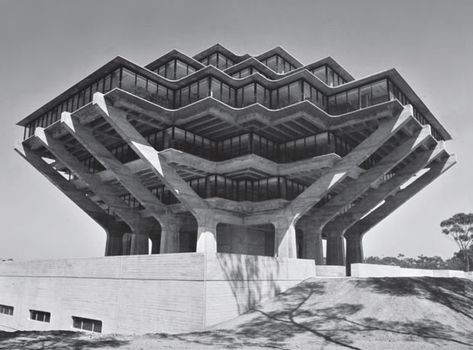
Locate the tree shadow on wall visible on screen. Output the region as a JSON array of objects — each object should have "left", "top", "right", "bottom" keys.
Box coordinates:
[
  {"left": 164, "top": 278, "right": 473, "bottom": 349},
  {"left": 0, "top": 330, "right": 129, "bottom": 350},
  {"left": 217, "top": 253, "right": 282, "bottom": 314}
]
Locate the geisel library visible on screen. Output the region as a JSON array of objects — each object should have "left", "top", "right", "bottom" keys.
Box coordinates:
[{"left": 1, "top": 45, "right": 455, "bottom": 334}]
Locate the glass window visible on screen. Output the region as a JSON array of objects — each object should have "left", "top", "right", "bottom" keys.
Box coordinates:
[
  {"left": 255, "top": 84, "right": 267, "bottom": 106},
  {"left": 198, "top": 78, "right": 209, "bottom": 99},
  {"left": 312, "top": 66, "right": 326, "bottom": 83},
  {"left": 288, "top": 81, "right": 302, "bottom": 104},
  {"left": 180, "top": 86, "right": 190, "bottom": 107},
  {"left": 360, "top": 85, "right": 371, "bottom": 108},
  {"left": 121, "top": 68, "right": 136, "bottom": 93},
  {"left": 347, "top": 88, "right": 360, "bottom": 112},
  {"left": 327, "top": 67, "right": 334, "bottom": 87},
  {"left": 243, "top": 84, "right": 255, "bottom": 106},
  {"left": 166, "top": 60, "right": 175, "bottom": 79},
  {"left": 175, "top": 60, "right": 188, "bottom": 79},
  {"left": 190, "top": 82, "right": 199, "bottom": 103},
  {"left": 265, "top": 55, "right": 278, "bottom": 72},
  {"left": 211, "top": 78, "right": 221, "bottom": 100},
  {"left": 371, "top": 80, "right": 389, "bottom": 105},
  {"left": 278, "top": 86, "right": 289, "bottom": 108},
  {"left": 208, "top": 53, "right": 218, "bottom": 67}
]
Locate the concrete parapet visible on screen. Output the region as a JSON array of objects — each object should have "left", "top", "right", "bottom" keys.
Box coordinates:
[
  {"left": 315, "top": 265, "right": 346, "bottom": 277},
  {"left": 351, "top": 263, "right": 471, "bottom": 279}
]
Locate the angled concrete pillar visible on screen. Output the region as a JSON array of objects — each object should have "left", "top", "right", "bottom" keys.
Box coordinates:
[
  {"left": 326, "top": 232, "right": 345, "bottom": 266},
  {"left": 130, "top": 233, "right": 149, "bottom": 255},
  {"left": 105, "top": 228, "right": 126, "bottom": 256},
  {"left": 160, "top": 216, "right": 183, "bottom": 254},
  {"left": 345, "top": 230, "right": 364, "bottom": 276},
  {"left": 61, "top": 112, "right": 168, "bottom": 219},
  {"left": 286, "top": 106, "right": 413, "bottom": 218},
  {"left": 274, "top": 218, "right": 298, "bottom": 258},
  {"left": 196, "top": 213, "right": 218, "bottom": 253},
  {"left": 298, "top": 222, "right": 323, "bottom": 264}
]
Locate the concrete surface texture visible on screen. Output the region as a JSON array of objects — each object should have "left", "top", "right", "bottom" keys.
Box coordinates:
[
  {"left": 351, "top": 263, "right": 473, "bottom": 278},
  {"left": 0, "top": 253, "right": 315, "bottom": 334},
  {"left": 1, "top": 277, "right": 472, "bottom": 349}
]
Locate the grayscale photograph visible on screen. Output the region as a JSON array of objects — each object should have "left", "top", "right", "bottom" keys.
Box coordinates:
[{"left": 0, "top": 0, "right": 472, "bottom": 349}]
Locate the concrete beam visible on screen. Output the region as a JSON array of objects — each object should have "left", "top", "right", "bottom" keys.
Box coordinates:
[
  {"left": 33, "top": 126, "right": 145, "bottom": 230},
  {"left": 345, "top": 153, "right": 456, "bottom": 241},
  {"left": 93, "top": 93, "right": 208, "bottom": 215},
  {"left": 15, "top": 143, "right": 126, "bottom": 233},
  {"left": 285, "top": 105, "right": 414, "bottom": 220},
  {"left": 321, "top": 125, "right": 432, "bottom": 265},
  {"left": 60, "top": 112, "right": 168, "bottom": 219},
  {"left": 325, "top": 143, "right": 447, "bottom": 239}
]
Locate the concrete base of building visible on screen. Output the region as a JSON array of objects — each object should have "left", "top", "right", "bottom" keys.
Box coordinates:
[
  {"left": 351, "top": 263, "right": 473, "bottom": 278},
  {"left": 0, "top": 253, "right": 316, "bottom": 334}
]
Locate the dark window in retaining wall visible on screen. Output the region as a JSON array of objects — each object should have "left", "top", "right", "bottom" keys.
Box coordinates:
[
  {"left": 0, "top": 304, "right": 14, "bottom": 316},
  {"left": 72, "top": 316, "right": 103, "bottom": 333},
  {"left": 30, "top": 309, "right": 50, "bottom": 322}
]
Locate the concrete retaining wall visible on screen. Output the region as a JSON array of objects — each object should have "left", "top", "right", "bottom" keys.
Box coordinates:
[
  {"left": 0, "top": 253, "right": 315, "bottom": 334},
  {"left": 315, "top": 265, "right": 346, "bottom": 277},
  {"left": 351, "top": 263, "right": 472, "bottom": 279}
]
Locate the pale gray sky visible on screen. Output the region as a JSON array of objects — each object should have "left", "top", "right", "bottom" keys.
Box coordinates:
[{"left": 0, "top": 0, "right": 471, "bottom": 260}]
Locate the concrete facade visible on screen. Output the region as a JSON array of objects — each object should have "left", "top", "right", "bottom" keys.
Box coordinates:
[{"left": 0, "top": 254, "right": 315, "bottom": 333}]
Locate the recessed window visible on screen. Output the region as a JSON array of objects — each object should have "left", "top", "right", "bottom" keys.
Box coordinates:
[
  {"left": 30, "top": 309, "right": 50, "bottom": 323},
  {"left": 72, "top": 316, "right": 102, "bottom": 333},
  {"left": 0, "top": 304, "right": 14, "bottom": 316}
]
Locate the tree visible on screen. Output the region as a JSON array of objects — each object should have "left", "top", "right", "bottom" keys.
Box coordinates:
[{"left": 440, "top": 213, "right": 473, "bottom": 272}]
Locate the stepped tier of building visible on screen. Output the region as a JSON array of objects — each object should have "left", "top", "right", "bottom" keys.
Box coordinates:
[{"left": 16, "top": 44, "right": 455, "bottom": 270}]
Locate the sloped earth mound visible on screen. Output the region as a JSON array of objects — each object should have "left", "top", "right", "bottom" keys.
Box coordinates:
[{"left": 1, "top": 277, "right": 472, "bottom": 349}]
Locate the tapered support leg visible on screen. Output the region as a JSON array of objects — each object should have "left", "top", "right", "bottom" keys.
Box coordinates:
[
  {"left": 326, "top": 233, "right": 345, "bottom": 266},
  {"left": 160, "top": 218, "right": 182, "bottom": 254},
  {"left": 301, "top": 227, "right": 324, "bottom": 264},
  {"left": 345, "top": 234, "right": 364, "bottom": 276},
  {"left": 274, "top": 219, "right": 297, "bottom": 258},
  {"left": 196, "top": 215, "right": 218, "bottom": 253},
  {"left": 105, "top": 229, "right": 125, "bottom": 256},
  {"left": 130, "top": 234, "right": 149, "bottom": 255}
]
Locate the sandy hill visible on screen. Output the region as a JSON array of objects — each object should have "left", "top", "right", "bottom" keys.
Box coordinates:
[{"left": 1, "top": 277, "right": 472, "bottom": 349}]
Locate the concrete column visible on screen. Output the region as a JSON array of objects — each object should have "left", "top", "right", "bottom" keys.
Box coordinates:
[
  {"left": 299, "top": 223, "right": 323, "bottom": 264},
  {"left": 130, "top": 233, "right": 149, "bottom": 255},
  {"left": 196, "top": 214, "right": 218, "bottom": 253},
  {"left": 345, "top": 232, "right": 364, "bottom": 276},
  {"left": 160, "top": 217, "right": 182, "bottom": 254},
  {"left": 326, "top": 232, "right": 345, "bottom": 266},
  {"left": 274, "top": 219, "right": 297, "bottom": 258},
  {"left": 105, "top": 229, "right": 125, "bottom": 256}
]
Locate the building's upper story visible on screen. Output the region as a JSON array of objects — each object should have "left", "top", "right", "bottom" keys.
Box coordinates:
[{"left": 17, "top": 44, "right": 451, "bottom": 142}]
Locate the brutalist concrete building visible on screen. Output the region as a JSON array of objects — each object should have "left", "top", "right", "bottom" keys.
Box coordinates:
[{"left": 2, "top": 45, "right": 455, "bottom": 333}]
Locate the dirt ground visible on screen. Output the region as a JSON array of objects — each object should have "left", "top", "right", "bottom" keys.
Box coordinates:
[{"left": 1, "top": 277, "right": 472, "bottom": 350}]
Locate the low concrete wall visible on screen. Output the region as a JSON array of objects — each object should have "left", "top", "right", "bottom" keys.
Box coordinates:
[
  {"left": 351, "top": 263, "right": 472, "bottom": 279},
  {"left": 0, "top": 253, "right": 315, "bottom": 334},
  {"left": 315, "top": 265, "right": 346, "bottom": 277}
]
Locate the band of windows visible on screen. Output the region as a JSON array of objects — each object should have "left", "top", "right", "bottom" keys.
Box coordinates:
[
  {"left": 79, "top": 126, "right": 352, "bottom": 174},
  {"left": 136, "top": 175, "right": 308, "bottom": 206},
  {"left": 23, "top": 67, "right": 443, "bottom": 141}
]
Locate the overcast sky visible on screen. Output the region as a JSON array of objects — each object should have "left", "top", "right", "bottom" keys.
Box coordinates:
[{"left": 0, "top": 0, "right": 472, "bottom": 260}]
